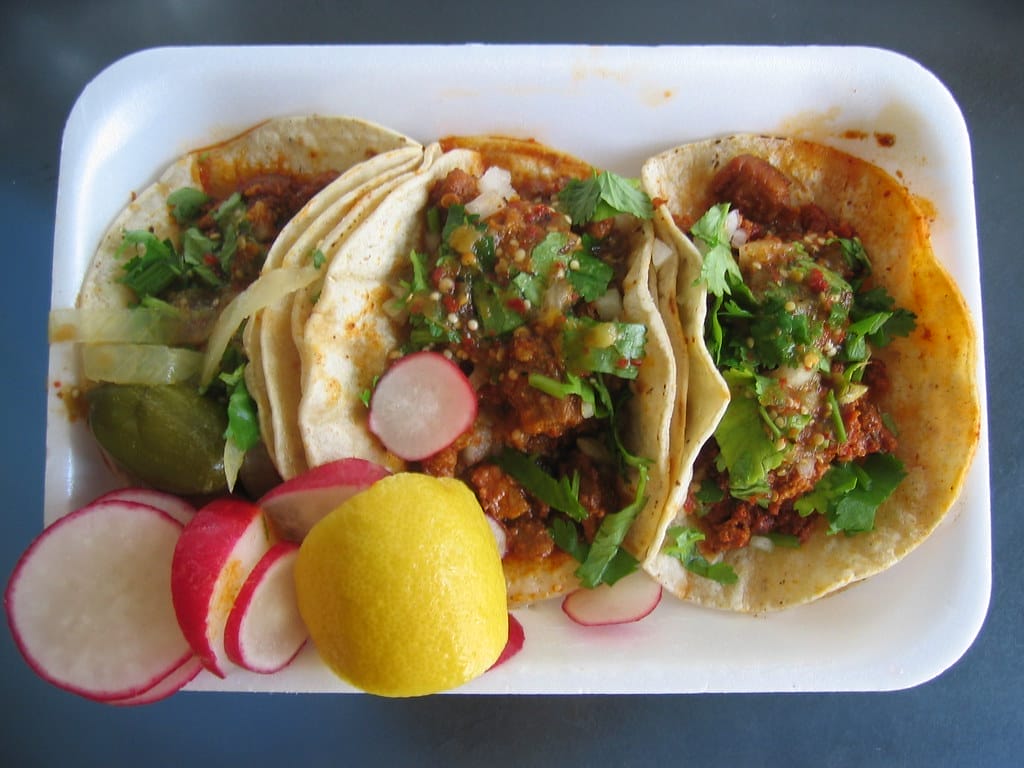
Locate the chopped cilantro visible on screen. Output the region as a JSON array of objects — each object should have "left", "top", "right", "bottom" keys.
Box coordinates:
[
  {"left": 563, "top": 317, "right": 646, "bottom": 380},
  {"left": 794, "top": 454, "right": 906, "bottom": 535},
  {"left": 527, "top": 372, "right": 602, "bottom": 415},
  {"left": 691, "top": 203, "right": 743, "bottom": 297},
  {"left": 493, "top": 450, "right": 588, "bottom": 522},
  {"left": 166, "top": 187, "right": 210, "bottom": 223},
  {"left": 311, "top": 249, "right": 326, "bottom": 269},
  {"left": 220, "top": 365, "right": 260, "bottom": 452},
  {"left": 663, "top": 526, "right": 738, "bottom": 584},
  {"left": 714, "top": 370, "right": 787, "bottom": 500},
  {"left": 118, "top": 231, "right": 183, "bottom": 299},
  {"left": 694, "top": 477, "right": 725, "bottom": 504},
  {"left": 472, "top": 281, "right": 526, "bottom": 336},
  {"left": 558, "top": 170, "right": 653, "bottom": 226}
]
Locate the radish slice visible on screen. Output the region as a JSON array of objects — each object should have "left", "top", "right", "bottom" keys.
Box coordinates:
[
  {"left": 259, "top": 458, "right": 390, "bottom": 541},
  {"left": 109, "top": 656, "right": 203, "bottom": 706},
  {"left": 171, "top": 498, "right": 272, "bottom": 678},
  {"left": 223, "top": 542, "right": 307, "bottom": 674},
  {"left": 93, "top": 487, "right": 197, "bottom": 526},
  {"left": 368, "top": 351, "right": 477, "bottom": 461},
  {"left": 5, "top": 500, "right": 191, "bottom": 701},
  {"left": 561, "top": 571, "right": 663, "bottom": 626},
  {"left": 488, "top": 613, "right": 525, "bottom": 670}
]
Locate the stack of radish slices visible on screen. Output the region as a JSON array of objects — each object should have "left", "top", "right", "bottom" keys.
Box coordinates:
[
  {"left": 5, "top": 487, "right": 310, "bottom": 705},
  {"left": 6, "top": 451, "right": 662, "bottom": 704}
]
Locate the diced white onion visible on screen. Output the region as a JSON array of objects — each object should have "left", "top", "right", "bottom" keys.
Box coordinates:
[
  {"left": 49, "top": 307, "right": 184, "bottom": 345},
  {"left": 200, "top": 266, "right": 320, "bottom": 386},
  {"left": 82, "top": 343, "right": 203, "bottom": 385},
  {"left": 465, "top": 166, "right": 515, "bottom": 219},
  {"left": 750, "top": 535, "right": 774, "bottom": 552},
  {"left": 652, "top": 238, "right": 674, "bottom": 269},
  {"left": 592, "top": 287, "right": 623, "bottom": 321},
  {"left": 772, "top": 365, "right": 818, "bottom": 391}
]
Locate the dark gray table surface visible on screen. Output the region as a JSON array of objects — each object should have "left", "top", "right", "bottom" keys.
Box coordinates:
[{"left": 2, "top": 1, "right": 1019, "bottom": 765}]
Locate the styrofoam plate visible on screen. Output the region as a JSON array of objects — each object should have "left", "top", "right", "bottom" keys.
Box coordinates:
[{"left": 46, "top": 45, "right": 989, "bottom": 693}]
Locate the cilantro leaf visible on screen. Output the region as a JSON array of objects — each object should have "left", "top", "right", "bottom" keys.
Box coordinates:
[
  {"left": 690, "top": 204, "right": 743, "bottom": 297},
  {"left": 493, "top": 450, "right": 588, "bottom": 522},
  {"left": 527, "top": 372, "right": 604, "bottom": 416},
  {"left": 118, "top": 230, "right": 183, "bottom": 299},
  {"left": 220, "top": 365, "right": 260, "bottom": 452},
  {"left": 558, "top": 171, "right": 653, "bottom": 226},
  {"left": 167, "top": 187, "right": 210, "bottom": 223},
  {"left": 830, "top": 236, "right": 871, "bottom": 274},
  {"left": 472, "top": 281, "right": 526, "bottom": 336},
  {"left": 557, "top": 177, "right": 602, "bottom": 227},
  {"left": 594, "top": 171, "right": 654, "bottom": 221},
  {"left": 567, "top": 248, "right": 615, "bottom": 301},
  {"left": 714, "top": 369, "right": 787, "bottom": 499},
  {"left": 794, "top": 454, "right": 906, "bottom": 535},
  {"left": 663, "top": 526, "right": 738, "bottom": 584},
  {"left": 563, "top": 317, "right": 646, "bottom": 380},
  {"left": 550, "top": 518, "right": 589, "bottom": 562}
]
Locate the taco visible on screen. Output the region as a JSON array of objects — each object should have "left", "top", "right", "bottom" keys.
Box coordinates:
[
  {"left": 641, "top": 134, "right": 979, "bottom": 612},
  {"left": 64, "top": 116, "right": 420, "bottom": 497},
  {"left": 298, "top": 136, "right": 677, "bottom": 606}
]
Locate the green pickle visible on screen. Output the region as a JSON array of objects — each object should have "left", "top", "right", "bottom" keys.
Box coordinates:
[{"left": 88, "top": 383, "right": 228, "bottom": 495}]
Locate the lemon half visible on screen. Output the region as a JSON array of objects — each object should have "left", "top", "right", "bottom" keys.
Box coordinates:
[{"left": 294, "top": 473, "right": 508, "bottom": 697}]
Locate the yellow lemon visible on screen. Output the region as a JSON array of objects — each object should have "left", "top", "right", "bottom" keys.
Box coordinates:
[{"left": 294, "top": 472, "right": 508, "bottom": 697}]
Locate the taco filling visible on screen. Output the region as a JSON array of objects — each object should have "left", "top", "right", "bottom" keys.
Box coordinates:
[
  {"left": 379, "top": 165, "right": 655, "bottom": 587},
  {"left": 681, "top": 154, "right": 916, "bottom": 560}
]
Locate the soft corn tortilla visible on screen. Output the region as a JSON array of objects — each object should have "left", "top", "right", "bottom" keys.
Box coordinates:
[
  {"left": 641, "top": 134, "right": 980, "bottom": 612},
  {"left": 248, "top": 144, "right": 429, "bottom": 478},
  {"left": 76, "top": 115, "right": 420, "bottom": 481},
  {"left": 299, "top": 137, "right": 677, "bottom": 606}
]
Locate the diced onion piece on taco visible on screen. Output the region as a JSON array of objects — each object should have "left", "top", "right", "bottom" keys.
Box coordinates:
[
  {"left": 465, "top": 166, "right": 516, "bottom": 219},
  {"left": 82, "top": 343, "right": 203, "bottom": 385},
  {"left": 200, "top": 266, "right": 320, "bottom": 387},
  {"left": 368, "top": 351, "right": 478, "bottom": 462},
  {"left": 49, "top": 307, "right": 186, "bottom": 345}
]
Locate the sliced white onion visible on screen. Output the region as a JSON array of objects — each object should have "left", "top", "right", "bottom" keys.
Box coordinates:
[
  {"left": 82, "top": 343, "right": 203, "bottom": 385},
  {"left": 201, "top": 266, "right": 320, "bottom": 387},
  {"left": 485, "top": 515, "right": 508, "bottom": 558},
  {"left": 49, "top": 307, "right": 184, "bottom": 345},
  {"left": 465, "top": 166, "right": 515, "bottom": 219},
  {"left": 223, "top": 437, "right": 247, "bottom": 493}
]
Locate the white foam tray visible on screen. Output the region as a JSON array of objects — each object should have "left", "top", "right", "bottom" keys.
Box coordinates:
[{"left": 46, "top": 45, "right": 990, "bottom": 693}]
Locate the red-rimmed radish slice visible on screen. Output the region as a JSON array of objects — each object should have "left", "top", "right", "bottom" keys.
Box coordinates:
[
  {"left": 93, "top": 487, "right": 196, "bottom": 526},
  {"left": 224, "top": 542, "right": 307, "bottom": 673},
  {"left": 259, "top": 458, "right": 390, "bottom": 541},
  {"left": 109, "top": 656, "right": 203, "bottom": 706},
  {"left": 5, "top": 500, "right": 191, "bottom": 701},
  {"left": 488, "top": 613, "right": 524, "bottom": 670},
  {"left": 170, "top": 498, "right": 272, "bottom": 678},
  {"left": 368, "top": 351, "right": 477, "bottom": 461},
  {"left": 561, "top": 571, "right": 663, "bottom": 626}
]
